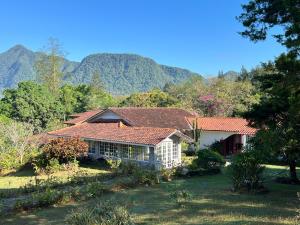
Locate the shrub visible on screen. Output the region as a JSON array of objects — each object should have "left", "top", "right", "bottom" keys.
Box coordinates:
[
  {"left": 169, "top": 189, "right": 192, "bottom": 208},
  {"left": 118, "top": 161, "right": 139, "bottom": 175},
  {"left": 228, "top": 151, "right": 265, "bottom": 192},
  {"left": 192, "top": 149, "right": 225, "bottom": 172},
  {"left": 85, "top": 182, "right": 107, "bottom": 197},
  {"left": 132, "top": 168, "right": 159, "bottom": 185},
  {"left": 65, "top": 200, "right": 135, "bottom": 225},
  {"left": 160, "top": 168, "right": 175, "bottom": 182},
  {"left": 42, "top": 137, "right": 88, "bottom": 163},
  {"left": 106, "top": 158, "right": 122, "bottom": 171},
  {"left": 208, "top": 140, "right": 223, "bottom": 154},
  {"left": 45, "top": 158, "right": 61, "bottom": 174}
]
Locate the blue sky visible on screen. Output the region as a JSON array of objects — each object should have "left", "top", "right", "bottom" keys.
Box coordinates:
[{"left": 0, "top": 0, "right": 284, "bottom": 76}]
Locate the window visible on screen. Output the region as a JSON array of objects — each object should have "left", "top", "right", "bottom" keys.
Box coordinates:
[
  {"left": 173, "top": 142, "right": 178, "bottom": 161},
  {"left": 88, "top": 141, "right": 96, "bottom": 154}
]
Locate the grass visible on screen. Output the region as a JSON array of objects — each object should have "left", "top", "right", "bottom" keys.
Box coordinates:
[
  {"left": 0, "top": 165, "right": 299, "bottom": 224},
  {"left": 0, "top": 162, "right": 109, "bottom": 190}
]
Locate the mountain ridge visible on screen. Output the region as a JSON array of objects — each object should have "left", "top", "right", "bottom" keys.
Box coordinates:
[{"left": 0, "top": 45, "right": 201, "bottom": 95}]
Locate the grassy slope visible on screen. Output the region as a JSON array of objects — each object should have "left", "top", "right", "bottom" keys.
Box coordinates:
[{"left": 1, "top": 165, "right": 299, "bottom": 225}]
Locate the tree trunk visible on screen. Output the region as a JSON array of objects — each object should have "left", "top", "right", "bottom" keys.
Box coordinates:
[{"left": 289, "top": 159, "right": 299, "bottom": 183}]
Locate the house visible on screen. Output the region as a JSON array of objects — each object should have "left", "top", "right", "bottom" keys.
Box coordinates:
[
  {"left": 187, "top": 117, "right": 256, "bottom": 156},
  {"left": 48, "top": 107, "right": 195, "bottom": 169},
  {"left": 48, "top": 107, "right": 256, "bottom": 168}
]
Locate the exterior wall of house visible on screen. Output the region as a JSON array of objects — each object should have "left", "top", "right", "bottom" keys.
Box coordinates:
[
  {"left": 154, "top": 135, "right": 181, "bottom": 169},
  {"left": 85, "top": 139, "right": 154, "bottom": 166},
  {"left": 199, "top": 130, "right": 236, "bottom": 149},
  {"left": 84, "top": 136, "right": 182, "bottom": 170}
]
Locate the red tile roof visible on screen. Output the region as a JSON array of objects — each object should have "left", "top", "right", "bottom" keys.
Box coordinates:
[
  {"left": 65, "top": 109, "right": 102, "bottom": 125},
  {"left": 48, "top": 122, "right": 190, "bottom": 145},
  {"left": 187, "top": 117, "right": 257, "bottom": 135},
  {"left": 90, "top": 107, "right": 196, "bottom": 130}
]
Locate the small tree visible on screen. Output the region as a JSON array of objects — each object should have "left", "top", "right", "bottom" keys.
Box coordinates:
[
  {"left": 43, "top": 137, "right": 88, "bottom": 163},
  {"left": 0, "top": 121, "right": 35, "bottom": 165}
]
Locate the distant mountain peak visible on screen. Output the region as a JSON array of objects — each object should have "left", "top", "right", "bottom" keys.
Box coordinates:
[{"left": 0, "top": 45, "right": 201, "bottom": 95}]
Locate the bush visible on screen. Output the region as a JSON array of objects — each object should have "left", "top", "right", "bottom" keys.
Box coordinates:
[
  {"left": 160, "top": 168, "right": 175, "bottom": 182},
  {"left": 65, "top": 200, "right": 135, "bottom": 225},
  {"left": 132, "top": 168, "right": 159, "bottom": 186},
  {"left": 192, "top": 149, "right": 225, "bottom": 171},
  {"left": 228, "top": 151, "right": 265, "bottom": 192},
  {"left": 85, "top": 182, "right": 108, "bottom": 197},
  {"left": 42, "top": 137, "right": 88, "bottom": 163},
  {"left": 208, "top": 140, "right": 223, "bottom": 154},
  {"left": 169, "top": 189, "right": 192, "bottom": 208},
  {"left": 118, "top": 161, "right": 139, "bottom": 175}
]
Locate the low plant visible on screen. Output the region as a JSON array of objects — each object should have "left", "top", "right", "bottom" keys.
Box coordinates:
[
  {"left": 132, "top": 168, "right": 159, "bottom": 186},
  {"left": 191, "top": 149, "right": 225, "bottom": 173},
  {"left": 169, "top": 188, "right": 192, "bottom": 208},
  {"left": 118, "top": 161, "right": 139, "bottom": 175},
  {"left": 160, "top": 168, "right": 175, "bottom": 182},
  {"left": 106, "top": 158, "right": 122, "bottom": 171},
  {"left": 228, "top": 151, "right": 265, "bottom": 192},
  {"left": 85, "top": 182, "right": 107, "bottom": 197},
  {"left": 65, "top": 200, "right": 135, "bottom": 225}
]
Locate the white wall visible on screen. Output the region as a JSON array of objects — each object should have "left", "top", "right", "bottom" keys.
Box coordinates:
[
  {"left": 90, "top": 110, "right": 121, "bottom": 122},
  {"left": 199, "top": 130, "right": 235, "bottom": 149}
]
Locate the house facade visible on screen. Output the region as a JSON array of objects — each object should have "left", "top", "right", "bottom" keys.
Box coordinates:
[
  {"left": 48, "top": 107, "right": 256, "bottom": 168},
  {"left": 49, "top": 108, "right": 194, "bottom": 169},
  {"left": 187, "top": 117, "right": 256, "bottom": 156}
]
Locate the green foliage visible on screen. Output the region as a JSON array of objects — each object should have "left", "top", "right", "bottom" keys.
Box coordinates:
[
  {"left": 208, "top": 140, "right": 223, "bottom": 155},
  {"left": 238, "top": 0, "right": 300, "bottom": 54},
  {"left": 165, "top": 75, "right": 259, "bottom": 116},
  {"left": 0, "top": 81, "right": 64, "bottom": 130},
  {"left": 244, "top": 53, "right": 300, "bottom": 181},
  {"left": 169, "top": 188, "right": 192, "bottom": 208},
  {"left": 160, "top": 168, "right": 176, "bottom": 182},
  {"left": 0, "top": 120, "right": 37, "bottom": 170},
  {"left": 132, "top": 167, "right": 159, "bottom": 186},
  {"left": 120, "top": 88, "right": 179, "bottom": 107},
  {"left": 65, "top": 200, "right": 135, "bottom": 225},
  {"left": 85, "top": 182, "right": 107, "bottom": 197},
  {"left": 229, "top": 151, "right": 264, "bottom": 191},
  {"left": 117, "top": 161, "right": 139, "bottom": 175},
  {"left": 193, "top": 149, "right": 225, "bottom": 171},
  {"left": 228, "top": 151, "right": 265, "bottom": 192}
]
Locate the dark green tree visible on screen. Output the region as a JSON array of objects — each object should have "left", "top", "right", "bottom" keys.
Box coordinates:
[
  {"left": 238, "top": 0, "right": 300, "bottom": 54},
  {"left": 0, "top": 81, "right": 64, "bottom": 131},
  {"left": 244, "top": 53, "right": 300, "bottom": 182}
]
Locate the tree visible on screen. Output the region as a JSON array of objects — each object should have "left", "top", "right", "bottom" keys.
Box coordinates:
[
  {"left": 238, "top": 0, "right": 300, "bottom": 54},
  {"left": 0, "top": 81, "right": 64, "bottom": 130},
  {"left": 43, "top": 137, "right": 88, "bottom": 163},
  {"left": 35, "top": 38, "right": 65, "bottom": 96},
  {"left": 0, "top": 121, "right": 35, "bottom": 166},
  {"left": 86, "top": 71, "right": 116, "bottom": 110},
  {"left": 120, "top": 89, "right": 179, "bottom": 107},
  {"left": 244, "top": 53, "right": 300, "bottom": 182},
  {"left": 238, "top": 1, "right": 300, "bottom": 182}
]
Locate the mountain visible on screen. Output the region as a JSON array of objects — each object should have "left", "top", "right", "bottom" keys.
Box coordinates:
[{"left": 0, "top": 45, "right": 200, "bottom": 95}]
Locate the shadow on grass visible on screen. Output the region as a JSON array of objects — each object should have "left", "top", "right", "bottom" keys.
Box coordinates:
[{"left": 1, "top": 170, "right": 298, "bottom": 225}]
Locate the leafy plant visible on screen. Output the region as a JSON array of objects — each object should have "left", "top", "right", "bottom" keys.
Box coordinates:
[
  {"left": 65, "top": 200, "right": 135, "bottom": 225},
  {"left": 169, "top": 188, "right": 192, "bottom": 208},
  {"left": 43, "top": 137, "right": 88, "bottom": 163},
  {"left": 192, "top": 149, "right": 225, "bottom": 171},
  {"left": 228, "top": 151, "right": 265, "bottom": 192}
]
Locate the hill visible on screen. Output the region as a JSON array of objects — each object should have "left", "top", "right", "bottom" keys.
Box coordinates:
[{"left": 0, "top": 45, "right": 200, "bottom": 95}]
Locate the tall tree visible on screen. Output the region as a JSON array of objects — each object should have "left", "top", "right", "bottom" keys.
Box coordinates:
[
  {"left": 35, "top": 38, "right": 65, "bottom": 96},
  {"left": 245, "top": 54, "right": 300, "bottom": 182},
  {"left": 238, "top": 0, "right": 300, "bottom": 54},
  {"left": 239, "top": 1, "right": 300, "bottom": 182}
]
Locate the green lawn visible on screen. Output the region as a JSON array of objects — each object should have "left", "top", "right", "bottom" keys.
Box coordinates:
[
  {"left": 1, "top": 165, "right": 299, "bottom": 225},
  {"left": 0, "top": 163, "right": 109, "bottom": 189}
]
